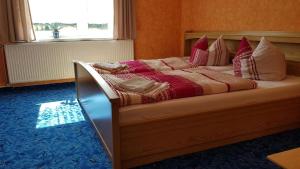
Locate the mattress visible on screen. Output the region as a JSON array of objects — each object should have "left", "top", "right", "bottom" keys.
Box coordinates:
[{"left": 119, "top": 66, "right": 300, "bottom": 126}]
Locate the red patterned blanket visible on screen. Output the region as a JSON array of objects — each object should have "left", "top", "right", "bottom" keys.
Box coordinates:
[
  {"left": 101, "top": 67, "right": 257, "bottom": 107},
  {"left": 92, "top": 57, "right": 192, "bottom": 74}
]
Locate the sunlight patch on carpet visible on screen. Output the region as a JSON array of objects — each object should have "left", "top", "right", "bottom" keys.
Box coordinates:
[{"left": 36, "top": 100, "right": 85, "bottom": 128}]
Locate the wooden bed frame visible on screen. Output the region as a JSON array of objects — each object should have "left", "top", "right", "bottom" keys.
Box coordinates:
[{"left": 74, "top": 31, "right": 300, "bottom": 169}]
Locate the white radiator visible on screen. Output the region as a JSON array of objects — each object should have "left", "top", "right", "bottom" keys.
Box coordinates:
[{"left": 5, "top": 40, "right": 134, "bottom": 84}]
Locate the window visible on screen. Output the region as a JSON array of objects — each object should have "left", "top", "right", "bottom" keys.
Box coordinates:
[{"left": 29, "top": 0, "right": 114, "bottom": 40}]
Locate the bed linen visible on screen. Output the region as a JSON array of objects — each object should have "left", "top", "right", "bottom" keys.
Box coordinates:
[
  {"left": 101, "top": 67, "right": 257, "bottom": 106},
  {"left": 92, "top": 57, "right": 192, "bottom": 74},
  {"left": 119, "top": 74, "right": 300, "bottom": 126}
]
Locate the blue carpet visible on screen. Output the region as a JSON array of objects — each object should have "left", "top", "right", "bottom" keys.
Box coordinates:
[{"left": 0, "top": 83, "right": 299, "bottom": 169}]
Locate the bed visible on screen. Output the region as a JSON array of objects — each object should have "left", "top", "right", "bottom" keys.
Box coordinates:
[{"left": 73, "top": 31, "right": 300, "bottom": 169}]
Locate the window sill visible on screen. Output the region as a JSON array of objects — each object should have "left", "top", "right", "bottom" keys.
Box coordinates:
[
  {"left": 5, "top": 38, "right": 133, "bottom": 47},
  {"left": 33, "top": 37, "right": 114, "bottom": 43}
]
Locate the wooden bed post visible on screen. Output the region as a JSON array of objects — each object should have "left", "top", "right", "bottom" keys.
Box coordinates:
[
  {"left": 111, "top": 99, "right": 121, "bottom": 169},
  {"left": 74, "top": 61, "right": 122, "bottom": 169},
  {"left": 184, "top": 36, "right": 192, "bottom": 56}
]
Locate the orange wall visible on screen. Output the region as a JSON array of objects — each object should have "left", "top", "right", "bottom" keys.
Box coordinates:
[
  {"left": 135, "top": 0, "right": 300, "bottom": 58},
  {"left": 135, "top": 0, "right": 182, "bottom": 59},
  {"left": 181, "top": 0, "right": 300, "bottom": 54},
  {"left": 182, "top": 0, "right": 300, "bottom": 32}
]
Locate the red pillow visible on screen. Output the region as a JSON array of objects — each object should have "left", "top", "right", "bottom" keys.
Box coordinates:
[
  {"left": 233, "top": 37, "right": 253, "bottom": 77},
  {"left": 193, "top": 35, "right": 208, "bottom": 50},
  {"left": 189, "top": 35, "right": 209, "bottom": 66},
  {"left": 190, "top": 48, "right": 209, "bottom": 66}
]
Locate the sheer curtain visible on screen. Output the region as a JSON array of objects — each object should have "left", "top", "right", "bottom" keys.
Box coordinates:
[
  {"left": 114, "top": 0, "right": 136, "bottom": 40},
  {"left": 0, "top": 0, "right": 35, "bottom": 43}
]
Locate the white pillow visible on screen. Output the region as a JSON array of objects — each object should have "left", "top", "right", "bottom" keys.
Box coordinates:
[
  {"left": 240, "top": 37, "right": 286, "bottom": 81},
  {"left": 207, "top": 36, "right": 230, "bottom": 66}
]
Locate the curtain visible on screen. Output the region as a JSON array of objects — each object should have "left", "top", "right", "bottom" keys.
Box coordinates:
[
  {"left": 114, "top": 0, "right": 136, "bottom": 40},
  {"left": 0, "top": 0, "right": 35, "bottom": 43}
]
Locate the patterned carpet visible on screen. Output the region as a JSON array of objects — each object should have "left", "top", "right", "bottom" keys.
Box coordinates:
[{"left": 0, "top": 83, "right": 299, "bottom": 169}]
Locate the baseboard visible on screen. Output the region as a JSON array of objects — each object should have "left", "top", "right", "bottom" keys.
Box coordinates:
[
  {"left": 10, "top": 78, "right": 75, "bottom": 87},
  {"left": 0, "top": 85, "right": 7, "bottom": 88}
]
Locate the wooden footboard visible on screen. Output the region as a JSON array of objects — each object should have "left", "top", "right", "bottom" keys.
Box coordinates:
[
  {"left": 74, "top": 61, "right": 121, "bottom": 169},
  {"left": 120, "top": 98, "right": 300, "bottom": 168}
]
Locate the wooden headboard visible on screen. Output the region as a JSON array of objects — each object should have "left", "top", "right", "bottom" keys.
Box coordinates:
[{"left": 184, "top": 31, "right": 300, "bottom": 76}]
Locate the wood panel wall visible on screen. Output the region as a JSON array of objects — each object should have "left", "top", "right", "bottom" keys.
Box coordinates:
[{"left": 0, "top": 45, "right": 8, "bottom": 87}]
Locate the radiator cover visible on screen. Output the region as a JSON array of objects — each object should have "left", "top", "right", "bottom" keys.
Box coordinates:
[{"left": 5, "top": 40, "right": 134, "bottom": 84}]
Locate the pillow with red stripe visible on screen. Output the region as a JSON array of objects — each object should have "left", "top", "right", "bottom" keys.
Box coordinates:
[
  {"left": 235, "top": 37, "right": 286, "bottom": 81},
  {"left": 206, "top": 36, "right": 230, "bottom": 66},
  {"left": 233, "top": 37, "right": 253, "bottom": 77},
  {"left": 189, "top": 35, "right": 209, "bottom": 66}
]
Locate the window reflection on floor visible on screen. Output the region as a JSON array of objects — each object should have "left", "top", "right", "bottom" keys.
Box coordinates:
[{"left": 36, "top": 100, "right": 85, "bottom": 128}]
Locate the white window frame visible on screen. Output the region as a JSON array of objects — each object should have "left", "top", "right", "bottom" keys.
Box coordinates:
[{"left": 29, "top": 0, "right": 114, "bottom": 42}]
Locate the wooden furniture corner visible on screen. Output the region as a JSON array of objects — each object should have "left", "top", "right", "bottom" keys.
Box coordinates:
[
  {"left": 268, "top": 147, "right": 300, "bottom": 169},
  {"left": 0, "top": 44, "right": 8, "bottom": 87}
]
